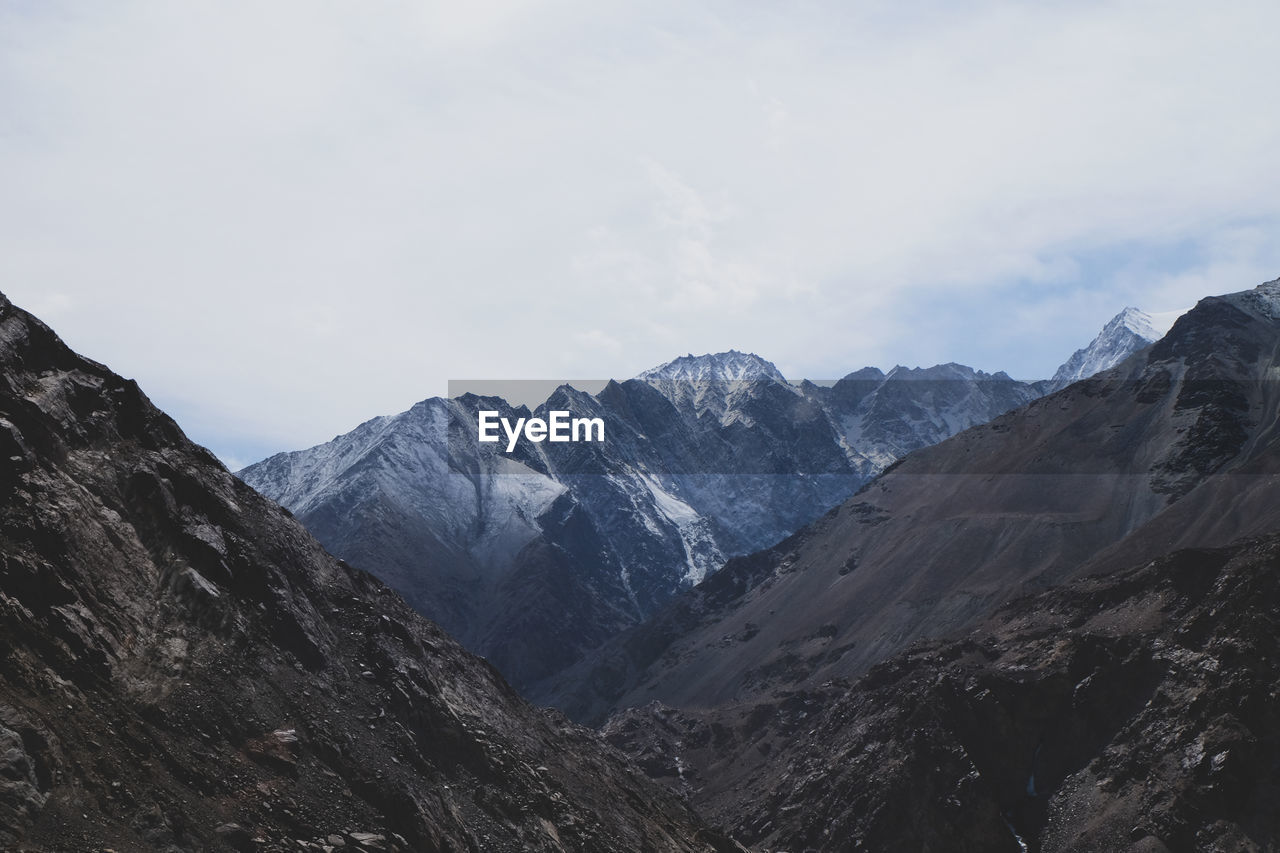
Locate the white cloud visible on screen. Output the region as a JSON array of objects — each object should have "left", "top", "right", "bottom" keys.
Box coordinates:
[{"left": 2, "top": 0, "right": 1279, "bottom": 461}]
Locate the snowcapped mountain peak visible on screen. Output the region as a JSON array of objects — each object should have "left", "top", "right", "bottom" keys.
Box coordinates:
[
  {"left": 635, "top": 351, "right": 792, "bottom": 423},
  {"left": 1110, "top": 306, "right": 1160, "bottom": 341},
  {"left": 1050, "top": 306, "right": 1182, "bottom": 391},
  {"left": 635, "top": 350, "right": 787, "bottom": 384}
]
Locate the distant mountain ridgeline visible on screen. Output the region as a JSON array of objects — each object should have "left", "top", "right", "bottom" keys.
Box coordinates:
[{"left": 240, "top": 309, "right": 1170, "bottom": 691}]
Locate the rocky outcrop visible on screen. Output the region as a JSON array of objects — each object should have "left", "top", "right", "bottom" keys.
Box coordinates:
[
  {"left": 0, "top": 290, "right": 737, "bottom": 851},
  {"left": 606, "top": 536, "right": 1280, "bottom": 851}
]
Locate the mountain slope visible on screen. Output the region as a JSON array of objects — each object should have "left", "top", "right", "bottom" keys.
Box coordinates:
[
  {"left": 606, "top": 536, "right": 1280, "bottom": 851},
  {"left": 541, "top": 279, "right": 1280, "bottom": 724},
  {"left": 0, "top": 291, "right": 738, "bottom": 852}
]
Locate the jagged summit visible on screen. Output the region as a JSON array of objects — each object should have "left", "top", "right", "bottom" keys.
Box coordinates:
[
  {"left": 883, "top": 362, "right": 1015, "bottom": 382},
  {"left": 635, "top": 350, "right": 787, "bottom": 384},
  {"left": 1049, "top": 305, "right": 1181, "bottom": 391},
  {"left": 838, "top": 366, "right": 887, "bottom": 383},
  {"left": 634, "top": 351, "right": 795, "bottom": 425},
  {"left": 1113, "top": 305, "right": 1160, "bottom": 339}
]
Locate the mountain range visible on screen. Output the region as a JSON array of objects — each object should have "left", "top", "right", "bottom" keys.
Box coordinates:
[
  {"left": 6, "top": 282, "right": 1247, "bottom": 851},
  {"left": 545, "top": 280, "right": 1280, "bottom": 850},
  {"left": 541, "top": 289, "right": 1269, "bottom": 720},
  {"left": 239, "top": 307, "right": 1167, "bottom": 691}
]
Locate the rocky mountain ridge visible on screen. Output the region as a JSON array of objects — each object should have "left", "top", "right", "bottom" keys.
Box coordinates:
[
  {"left": 560, "top": 281, "right": 1280, "bottom": 851},
  {"left": 241, "top": 352, "right": 1052, "bottom": 691},
  {"left": 0, "top": 290, "right": 740, "bottom": 852},
  {"left": 539, "top": 281, "right": 1280, "bottom": 724}
]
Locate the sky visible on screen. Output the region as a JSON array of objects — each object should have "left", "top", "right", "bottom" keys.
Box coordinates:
[{"left": 3, "top": 0, "right": 1280, "bottom": 469}]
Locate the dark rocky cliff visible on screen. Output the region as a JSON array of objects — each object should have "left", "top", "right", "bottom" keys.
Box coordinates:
[{"left": 0, "top": 291, "right": 740, "bottom": 852}]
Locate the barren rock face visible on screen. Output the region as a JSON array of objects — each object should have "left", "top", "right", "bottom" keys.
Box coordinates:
[
  {"left": 0, "top": 292, "right": 740, "bottom": 851},
  {"left": 0, "top": 705, "right": 50, "bottom": 847},
  {"left": 607, "top": 540, "right": 1280, "bottom": 852}
]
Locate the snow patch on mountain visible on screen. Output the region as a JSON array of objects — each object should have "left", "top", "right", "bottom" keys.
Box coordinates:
[
  {"left": 636, "top": 350, "right": 786, "bottom": 384},
  {"left": 1049, "top": 307, "right": 1185, "bottom": 391},
  {"left": 637, "top": 351, "right": 796, "bottom": 422},
  {"left": 641, "top": 475, "right": 723, "bottom": 584}
]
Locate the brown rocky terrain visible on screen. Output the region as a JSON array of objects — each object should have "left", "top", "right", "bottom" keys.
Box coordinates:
[
  {"left": 0, "top": 291, "right": 743, "bottom": 852},
  {"left": 606, "top": 537, "right": 1280, "bottom": 851}
]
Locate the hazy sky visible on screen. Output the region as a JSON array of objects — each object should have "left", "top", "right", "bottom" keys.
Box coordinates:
[{"left": 4, "top": 1, "right": 1279, "bottom": 468}]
